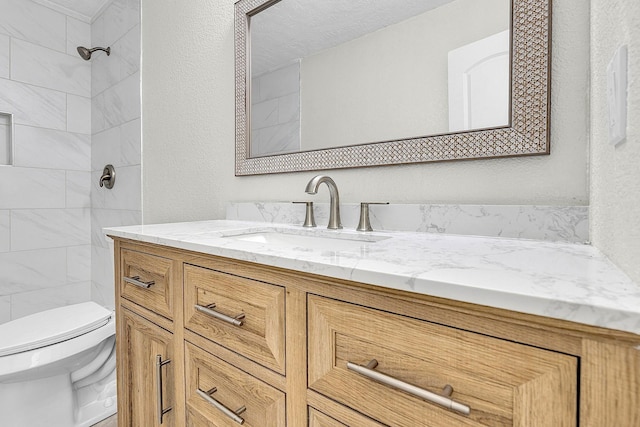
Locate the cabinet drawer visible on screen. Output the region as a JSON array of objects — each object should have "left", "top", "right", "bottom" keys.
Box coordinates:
[
  {"left": 120, "top": 249, "right": 174, "bottom": 320},
  {"left": 184, "top": 264, "right": 286, "bottom": 374},
  {"left": 308, "top": 407, "right": 385, "bottom": 427},
  {"left": 185, "top": 342, "right": 286, "bottom": 427},
  {"left": 308, "top": 295, "right": 578, "bottom": 427}
]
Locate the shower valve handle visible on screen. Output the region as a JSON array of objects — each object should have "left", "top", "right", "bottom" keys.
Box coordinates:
[{"left": 99, "top": 165, "right": 116, "bottom": 189}]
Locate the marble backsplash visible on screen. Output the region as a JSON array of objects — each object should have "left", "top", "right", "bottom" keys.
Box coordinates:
[{"left": 226, "top": 202, "right": 589, "bottom": 244}]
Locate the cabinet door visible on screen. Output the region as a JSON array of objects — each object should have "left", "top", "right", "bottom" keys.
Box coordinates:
[{"left": 118, "top": 308, "right": 176, "bottom": 427}]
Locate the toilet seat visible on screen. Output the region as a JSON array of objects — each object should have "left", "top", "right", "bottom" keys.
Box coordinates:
[{"left": 0, "top": 302, "right": 112, "bottom": 357}]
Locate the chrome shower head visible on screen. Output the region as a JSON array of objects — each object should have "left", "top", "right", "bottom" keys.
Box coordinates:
[{"left": 76, "top": 46, "right": 111, "bottom": 60}]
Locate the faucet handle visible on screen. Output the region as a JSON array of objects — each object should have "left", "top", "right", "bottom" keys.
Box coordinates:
[
  {"left": 357, "top": 202, "right": 389, "bottom": 232},
  {"left": 293, "top": 201, "right": 316, "bottom": 228}
]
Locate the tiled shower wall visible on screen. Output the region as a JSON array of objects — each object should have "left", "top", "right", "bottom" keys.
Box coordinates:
[
  {"left": 90, "top": 0, "right": 141, "bottom": 310},
  {"left": 0, "top": 0, "right": 92, "bottom": 322},
  {"left": 0, "top": 0, "right": 141, "bottom": 323}
]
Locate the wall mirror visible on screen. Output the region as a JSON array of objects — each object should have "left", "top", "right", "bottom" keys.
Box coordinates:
[{"left": 235, "top": 0, "right": 551, "bottom": 175}]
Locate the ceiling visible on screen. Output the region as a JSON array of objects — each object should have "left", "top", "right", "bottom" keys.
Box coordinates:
[
  {"left": 251, "top": 0, "right": 456, "bottom": 76},
  {"left": 33, "top": 0, "right": 111, "bottom": 22}
]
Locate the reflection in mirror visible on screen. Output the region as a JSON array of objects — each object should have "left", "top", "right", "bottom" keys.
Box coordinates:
[
  {"left": 249, "top": 0, "right": 511, "bottom": 157},
  {"left": 235, "top": 0, "right": 551, "bottom": 175}
]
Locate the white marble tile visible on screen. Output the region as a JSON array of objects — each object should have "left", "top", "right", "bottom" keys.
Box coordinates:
[
  {"left": 91, "top": 92, "right": 106, "bottom": 134},
  {"left": 92, "top": 208, "right": 141, "bottom": 248},
  {"left": 0, "top": 123, "right": 9, "bottom": 165},
  {"left": 91, "top": 244, "right": 113, "bottom": 287},
  {"left": 10, "top": 281, "right": 91, "bottom": 321},
  {"left": 91, "top": 165, "right": 141, "bottom": 211},
  {"left": 66, "top": 170, "right": 91, "bottom": 208},
  {"left": 67, "top": 245, "right": 91, "bottom": 283},
  {"left": 92, "top": 119, "right": 140, "bottom": 170},
  {"left": 11, "top": 208, "right": 90, "bottom": 251},
  {"left": 226, "top": 202, "right": 590, "bottom": 244},
  {"left": 13, "top": 125, "right": 91, "bottom": 171},
  {"left": 90, "top": 12, "right": 106, "bottom": 48},
  {"left": 11, "top": 38, "right": 90, "bottom": 97},
  {"left": 0, "top": 79, "right": 66, "bottom": 130},
  {"left": 91, "top": 44, "right": 120, "bottom": 97},
  {"left": 91, "top": 21, "right": 140, "bottom": 96},
  {"left": 67, "top": 95, "right": 91, "bottom": 135},
  {"left": 0, "top": 248, "right": 67, "bottom": 295},
  {"left": 0, "top": 0, "right": 66, "bottom": 52},
  {"left": 91, "top": 280, "right": 115, "bottom": 311},
  {"left": 0, "top": 167, "right": 66, "bottom": 209},
  {"left": 0, "top": 295, "right": 10, "bottom": 324},
  {"left": 0, "top": 210, "right": 9, "bottom": 252},
  {"left": 100, "top": 0, "right": 140, "bottom": 47},
  {"left": 66, "top": 17, "right": 90, "bottom": 56},
  {"left": 91, "top": 125, "right": 119, "bottom": 170},
  {"left": 91, "top": 245, "right": 114, "bottom": 310},
  {"left": 116, "top": 23, "right": 140, "bottom": 80},
  {"left": 92, "top": 72, "right": 141, "bottom": 133},
  {"left": 120, "top": 118, "right": 141, "bottom": 165},
  {"left": 0, "top": 34, "right": 9, "bottom": 78}
]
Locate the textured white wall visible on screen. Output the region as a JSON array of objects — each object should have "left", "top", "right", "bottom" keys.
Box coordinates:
[
  {"left": 142, "top": 1, "right": 589, "bottom": 225},
  {"left": 590, "top": 0, "right": 640, "bottom": 283}
]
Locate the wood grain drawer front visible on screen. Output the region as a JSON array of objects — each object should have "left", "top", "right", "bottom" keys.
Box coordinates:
[
  {"left": 185, "top": 342, "right": 286, "bottom": 426},
  {"left": 120, "top": 249, "right": 174, "bottom": 320},
  {"left": 308, "top": 295, "right": 578, "bottom": 427},
  {"left": 308, "top": 407, "right": 385, "bottom": 427},
  {"left": 184, "top": 264, "right": 286, "bottom": 374}
]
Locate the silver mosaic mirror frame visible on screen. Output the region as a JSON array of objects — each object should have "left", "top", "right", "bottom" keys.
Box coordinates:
[{"left": 235, "top": 0, "right": 551, "bottom": 176}]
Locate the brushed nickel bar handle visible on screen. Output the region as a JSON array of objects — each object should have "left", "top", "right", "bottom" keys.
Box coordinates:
[
  {"left": 156, "top": 355, "right": 172, "bottom": 424},
  {"left": 197, "top": 388, "right": 246, "bottom": 424},
  {"left": 195, "top": 303, "right": 245, "bottom": 327},
  {"left": 124, "top": 275, "right": 155, "bottom": 289},
  {"left": 346, "top": 359, "right": 470, "bottom": 416}
]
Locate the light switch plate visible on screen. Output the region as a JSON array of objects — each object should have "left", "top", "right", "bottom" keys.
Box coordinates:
[{"left": 606, "top": 45, "right": 628, "bottom": 146}]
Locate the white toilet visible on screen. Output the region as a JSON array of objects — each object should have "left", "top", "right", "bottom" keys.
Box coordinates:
[{"left": 0, "top": 302, "right": 117, "bottom": 427}]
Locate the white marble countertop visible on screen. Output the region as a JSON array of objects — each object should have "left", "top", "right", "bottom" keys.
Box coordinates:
[{"left": 105, "top": 220, "right": 640, "bottom": 335}]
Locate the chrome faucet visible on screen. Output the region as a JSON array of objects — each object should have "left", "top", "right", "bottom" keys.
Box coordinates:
[{"left": 305, "top": 175, "right": 342, "bottom": 229}]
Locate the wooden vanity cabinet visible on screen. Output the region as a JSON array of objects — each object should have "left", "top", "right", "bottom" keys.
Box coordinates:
[{"left": 112, "top": 238, "right": 640, "bottom": 426}]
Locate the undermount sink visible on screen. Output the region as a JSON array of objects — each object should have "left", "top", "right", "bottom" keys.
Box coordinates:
[{"left": 223, "top": 228, "right": 390, "bottom": 252}]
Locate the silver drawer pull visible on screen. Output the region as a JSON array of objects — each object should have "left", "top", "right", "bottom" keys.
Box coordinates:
[
  {"left": 195, "top": 303, "right": 245, "bottom": 327},
  {"left": 197, "top": 388, "right": 246, "bottom": 424},
  {"left": 346, "top": 359, "right": 470, "bottom": 416},
  {"left": 124, "top": 275, "right": 155, "bottom": 289},
  {"left": 156, "top": 355, "right": 172, "bottom": 424}
]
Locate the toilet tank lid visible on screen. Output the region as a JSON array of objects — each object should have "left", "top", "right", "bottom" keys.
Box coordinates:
[{"left": 0, "top": 302, "right": 112, "bottom": 357}]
